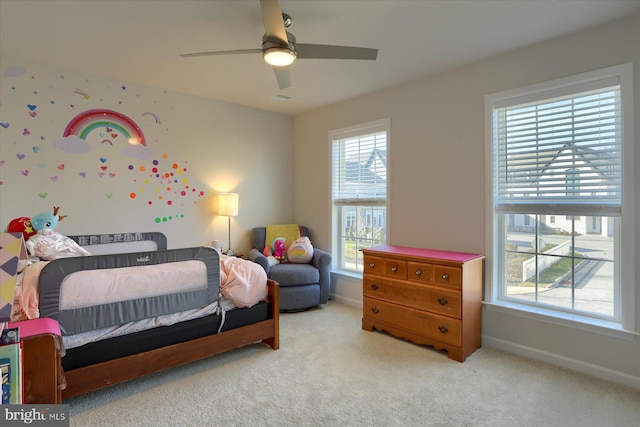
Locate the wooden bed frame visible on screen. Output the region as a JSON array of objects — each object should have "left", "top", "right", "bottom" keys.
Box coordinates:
[{"left": 62, "top": 279, "right": 279, "bottom": 399}]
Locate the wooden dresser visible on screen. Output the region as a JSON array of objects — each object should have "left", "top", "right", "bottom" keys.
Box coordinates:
[
  {"left": 9, "top": 318, "right": 66, "bottom": 404},
  {"left": 22, "top": 333, "right": 66, "bottom": 404},
  {"left": 361, "top": 245, "right": 484, "bottom": 362}
]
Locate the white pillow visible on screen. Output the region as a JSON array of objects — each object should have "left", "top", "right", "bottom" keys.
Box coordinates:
[{"left": 26, "top": 229, "right": 91, "bottom": 260}]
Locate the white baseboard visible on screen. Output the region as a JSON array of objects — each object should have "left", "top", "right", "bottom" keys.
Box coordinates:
[
  {"left": 330, "top": 293, "right": 362, "bottom": 309},
  {"left": 483, "top": 335, "right": 640, "bottom": 390}
]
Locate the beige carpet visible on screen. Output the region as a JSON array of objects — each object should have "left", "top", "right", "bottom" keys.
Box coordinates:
[{"left": 67, "top": 301, "right": 640, "bottom": 426}]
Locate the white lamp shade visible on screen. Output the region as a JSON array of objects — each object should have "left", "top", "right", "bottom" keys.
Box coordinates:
[{"left": 218, "top": 193, "right": 239, "bottom": 217}]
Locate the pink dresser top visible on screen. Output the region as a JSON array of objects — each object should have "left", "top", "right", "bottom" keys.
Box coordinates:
[
  {"left": 8, "top": 317, "right": 61, "bottom": 338},
  {"left": 362, "top": 245, "right": 484, "bottom": 263}
]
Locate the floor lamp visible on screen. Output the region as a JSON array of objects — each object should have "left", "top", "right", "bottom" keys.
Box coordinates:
[{"left": 218, "top": 192, "right": 239, "bottom": 256}]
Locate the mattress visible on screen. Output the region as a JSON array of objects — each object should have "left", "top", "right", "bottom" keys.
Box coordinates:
[{"left": 62, "top": 300, "right": 270, "bottom": 371}]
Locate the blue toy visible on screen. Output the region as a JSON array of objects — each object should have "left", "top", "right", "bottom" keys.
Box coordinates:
[{"left": 29, "top": 206, "right": 67, "bottom": 233}]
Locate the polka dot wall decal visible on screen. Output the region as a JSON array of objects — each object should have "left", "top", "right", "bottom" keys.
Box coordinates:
[{"left": 126, "top": 154, "right": 206, "bottom": 222}]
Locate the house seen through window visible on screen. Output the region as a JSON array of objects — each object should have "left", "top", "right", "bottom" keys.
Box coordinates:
[{"left": 331, "top": 119, "right": 389, "bottom": 273}]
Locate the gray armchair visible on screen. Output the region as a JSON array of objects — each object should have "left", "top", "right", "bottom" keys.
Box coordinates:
[{"left": 248, "top": 226, "right": 331, "bottom": 311}]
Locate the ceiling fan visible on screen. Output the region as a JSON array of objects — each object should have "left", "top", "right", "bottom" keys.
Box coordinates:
[{"left": 180, "top": 0, "right": 378, "bottom": 90}]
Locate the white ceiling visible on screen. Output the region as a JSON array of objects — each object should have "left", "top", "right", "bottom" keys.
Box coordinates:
[{"left": 2, "top": 0, "right": 639, "bottom": 116}]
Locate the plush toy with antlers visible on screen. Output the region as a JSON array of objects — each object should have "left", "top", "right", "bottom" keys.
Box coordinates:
[
  {"left": 29, "top": 206, "right": 68, "bottom": 233},
  {"left": 25, "top": 206, "right": 90, "bottom": 260}
]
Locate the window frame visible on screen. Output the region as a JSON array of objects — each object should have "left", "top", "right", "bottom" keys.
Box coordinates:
[
  {"left": 484, "top": 64, "right": 636, "bottom": 338},
  {"left": 329, "top": 118, "right": 390, "bottom": 274}
]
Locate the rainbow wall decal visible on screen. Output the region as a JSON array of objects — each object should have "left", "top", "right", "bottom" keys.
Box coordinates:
[{"left": 63, "top": 109, "right": 146, "bottom": 146}]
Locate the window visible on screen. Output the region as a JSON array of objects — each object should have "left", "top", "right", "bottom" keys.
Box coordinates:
[
  {"left": 331, "top": 119, "right": 390, "bottom": 273},
  {"left": 485, "top": 64, "right": 635, "bottom": 332}
]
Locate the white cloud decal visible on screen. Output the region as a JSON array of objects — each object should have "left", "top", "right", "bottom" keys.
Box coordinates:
[
  {"left": 122, "top": 144, "right": 153, "bottom": 160},
  {"left": 52, "top": 135, "right": 92, "bottom": 153}
]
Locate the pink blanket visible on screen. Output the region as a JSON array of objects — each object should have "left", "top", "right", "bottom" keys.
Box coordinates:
[
  {"left": 12, "top": 261, "right": 48, "bottom": 322},
  {"left": 219, "top": 254, "right": 268, "bottom": 308}
]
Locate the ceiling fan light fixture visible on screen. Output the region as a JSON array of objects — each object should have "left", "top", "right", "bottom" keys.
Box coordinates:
[{"left": 263, "top": 47, "right": 296, "bottom": 66}]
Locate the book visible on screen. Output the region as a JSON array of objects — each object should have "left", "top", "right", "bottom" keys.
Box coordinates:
[
  {"left": 0, "top": 343, "right": 22, "bottom": 404},
  {"left": 0, "top": 358, "right": 9, "bottom": 404},
  {"left": 0, "top": 327, "right": 19, "bottom": 345}
]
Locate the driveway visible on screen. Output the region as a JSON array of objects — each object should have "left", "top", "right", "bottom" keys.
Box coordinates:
[{"left": 506, "top": 232, "right": 615, "bottom": 317}]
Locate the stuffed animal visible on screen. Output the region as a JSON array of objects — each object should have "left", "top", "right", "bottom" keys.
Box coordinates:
[
  {"left": 272, "top": 237, "right": 287, "bottom": 263},
  {"left": 263, "top": 245, "right": 272, "bottom": 257},
  {"left": 287, "top": 236, "right": 314, "bottom": 263},
  {"left": 25, "top": 206, "right": 90, "bottom": 260},
  {"left": 6, "top": 216, "right": 36, "bottom": 240},
  {"left": 29, "top": 206, "right": 67, "bottom": 233},
  {"left": 261, "top": 244, "right": 279, "bottom": 266}
]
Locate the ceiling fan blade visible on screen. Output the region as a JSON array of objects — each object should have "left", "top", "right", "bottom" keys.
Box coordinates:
[
  {"left": 273, "top": 66, "right": 291, "bottom": 90},
  {"left": 296, "top": 44, "right": 378, "bottom": 60},
  {"left": 260, "top": 0, "right": 288, "bottom": 45},
  {"left": 180, "top": 49, "right": 262, "bottom": 58}
]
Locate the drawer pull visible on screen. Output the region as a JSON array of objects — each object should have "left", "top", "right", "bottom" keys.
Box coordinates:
[
  {"left": 372, "top": 307, "right": 380, "bottom": 314},
  {"left": 415, "top": 270, "right": 421, "bottom": 276},
  {"left": 438, "top": 298, "right": 448, "bottom": 306},
  {"left": 369, "top": 263, "right": 376, "bottom": 268},
  {"left": 371, "top": 283, "right": 379, "bottom": 291},
  {"left": 438, "top": 325, "right": 448, "bottom": 334},
  {"left": 442, "top": 274, "right": 449, "bottom": 280},
  {"left": 391, "top": 266, "right": 397, "bottom": 272}
]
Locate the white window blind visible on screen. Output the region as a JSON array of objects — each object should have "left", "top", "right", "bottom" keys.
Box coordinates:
[
  {"left": 332, "top": 130, "right": 387, "bottom": 206},
  {"left": 493, "top": 79, "right": 622, "bottom": 216}
]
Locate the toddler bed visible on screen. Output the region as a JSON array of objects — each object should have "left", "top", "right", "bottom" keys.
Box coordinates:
[{"left": 12, "top": 232, "right": 279, "bottom": 399}]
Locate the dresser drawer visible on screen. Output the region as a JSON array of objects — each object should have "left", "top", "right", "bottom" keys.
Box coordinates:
[
  {"left": 407, "top": 261, "right": 433, "bottom": 284},
  {"left": 363, "top": 276, "right": 461, "bottom": 318},
  {"left": 364, "top": 255, "right": 407, "bottom": 280},
  {"left": 363, "top": 255, "right": 386, "bottom": 275},
  {"left": 433, "top": 265, "right": 462, "bottom": 290},
  {"left": 384, "top": 258, "right": 407, "bottom": 280},
  {"left": 364, "top": 297, "right": 461, "bottom": 347}
]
